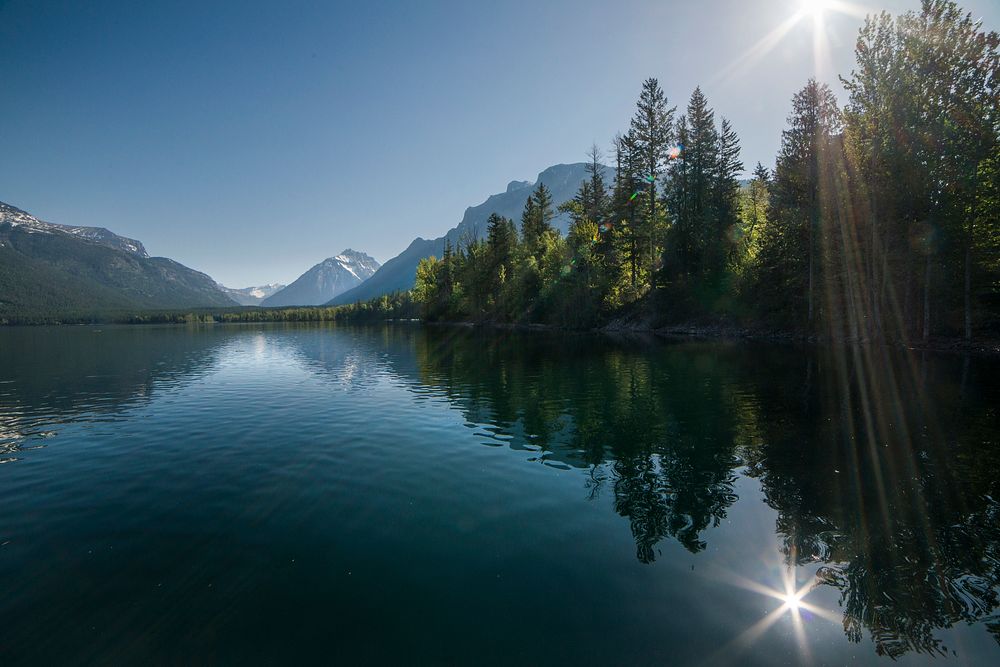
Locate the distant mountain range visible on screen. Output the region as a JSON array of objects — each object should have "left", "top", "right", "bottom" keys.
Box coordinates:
[
  {"left": 219, "top": 283, "right": 286, "bottom": 306},
  {"left": 262, "top": 250, "right": 380, "bottom": 306},
  {"left": 327, "top": 163, "right": 610, "bottom": 305},
  {"left": 1, "top": 162, "right": 605, "bottom": 319},
  {"left": 0, "top": 201, "right": 238, "bottom": 319}
]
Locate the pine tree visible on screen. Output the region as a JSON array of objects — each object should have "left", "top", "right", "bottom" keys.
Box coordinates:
[
  {"left": 758, "top": 80, "right": 841, "bottom": 326},
  {"left": 521, "top": 182, "right": 555, "bottom": 262},
  {"left": 533, "top": 182, "right": 555, "bottom": 228},
  {"left": 486, "top": 213, "right": 518, "bottom": 312},
  {"left": 665, "top": 115, "right": 692, "bottom": 275},
  {"left": 713, "top": 117, "right": 744, "bottom": 276},
  {"left": 687, "top": 87, "right": 720, "bottom": 272},
  {"left": 630, "top": 78, "right": 675, "bottom": 285},
  {"left": 585, "top": 143, "right": 609, "bottom": 223}
]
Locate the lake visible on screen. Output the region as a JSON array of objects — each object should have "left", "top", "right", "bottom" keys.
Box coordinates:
[{"left": 1, "top": 323, "right": 999, "bottom": 664}]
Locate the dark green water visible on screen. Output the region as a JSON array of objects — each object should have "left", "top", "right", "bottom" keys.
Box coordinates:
[{"left": 1, "top": 324, "right": 999, "bottom": 665}]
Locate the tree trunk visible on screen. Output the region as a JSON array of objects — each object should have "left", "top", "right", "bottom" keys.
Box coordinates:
[
  {"left": 808, "top": 245, "right": 814, "bottom": 324},
  {"left": 649, "top": 179, "right": 656, "bottom": 286},
  {"left": 965, "top": 171, "right": 977, "bottom": 342},
  {"left": 870, "top": 207, "right": 878, "bottom": 339},
  {"left": 965, "top": 237, "right": 972, "bottom": 341},
  {"left": 869, "top": 120, "right": 879, "bottom": 340},
  {"left": 903, "top": 251, "right": 913, "bottom": 342},
  {"left": 630, "top": 224, "right": 637, "bottom": 290},
  {"left": 923, "top": 253, "right": 931, "bottom": 343},
  {"left": 808, "top": 203, "right": 815, "bottom": 325}
]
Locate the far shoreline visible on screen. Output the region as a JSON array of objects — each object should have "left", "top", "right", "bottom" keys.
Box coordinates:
[{"left": 2, "top": 308, "right": 998, "bottom": 357}]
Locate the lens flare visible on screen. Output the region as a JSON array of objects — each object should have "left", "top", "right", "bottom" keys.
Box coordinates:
[{"left": 782, "top": 590, "right": 805, "bottom": 611}]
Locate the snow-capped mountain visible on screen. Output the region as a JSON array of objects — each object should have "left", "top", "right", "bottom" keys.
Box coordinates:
[
  {"left": 0, "top": 200, "right": 238, "bottom": 318},
  {"left": 218, "top": 283, "right": 287, "bottom": 306},
  {"left": 0, "top": 201, "right": 149, "bottom": 257},
  {"left": 261, "top": 250, "right": 380, "bottom": 306}
]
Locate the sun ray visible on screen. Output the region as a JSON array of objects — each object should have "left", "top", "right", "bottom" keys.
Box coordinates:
[
  {"left": 827, "top": 0, "right": 876, "bottom": 19},
  {"left": 700, "top": 560, "right": 846, "bottom": 664},
  {"left": 710, "top": 12, "right": 805, "bottom": 88},
  {"left": 712, "top": 0, "right": 878, "bottom": 89}
]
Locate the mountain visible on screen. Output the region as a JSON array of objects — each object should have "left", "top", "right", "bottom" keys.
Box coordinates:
[
  {"left": 0, "top": 201, "right": 237, "bottom": 319},
  {"left": 327, "top": 163, "right": 611, "bottom": 305},
  {"left": 262, "top": 250, "right": 380, "bottom": 307},
  {"left": 219, "top": 283, "right": 286, "bottom": 306},
  {"left": 0, "top": 201, "right": 150, "bottom": 257}
]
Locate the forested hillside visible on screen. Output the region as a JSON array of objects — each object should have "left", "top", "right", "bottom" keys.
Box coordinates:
[{"left": 0, "top": 211, "right": 236, "bottom": 322}]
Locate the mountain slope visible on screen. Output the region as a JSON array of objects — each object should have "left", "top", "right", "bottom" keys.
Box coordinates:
[
  {"left": 219, "top": 283, "right": 286, "bottom": 306},
  {"left": 262, "top": 250, "right": 380, "bottom": 307},
  {"left": 328, "top": 163, "right": 610, "bottom": 305},
  {"left": 0, "top": 201, "right": 236, "bottom": 319},
  {"left": 0, "top": 201, "right": 149, "bottom": 257}
]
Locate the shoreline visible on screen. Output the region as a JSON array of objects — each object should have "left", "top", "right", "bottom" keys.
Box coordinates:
[
  {"left": 428, "top": 319, "right": 1000, "bottom": 356},
  {"left": 4, "top": 314, "right": 998, "bottom": 356}
]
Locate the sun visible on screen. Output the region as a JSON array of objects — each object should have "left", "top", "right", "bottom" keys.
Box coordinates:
[
  {"left": 800, "top": 0, "right": 832, "bottom": 17},
  {"left": 781, "top": 590, "right": 805, "bottom": 611}
]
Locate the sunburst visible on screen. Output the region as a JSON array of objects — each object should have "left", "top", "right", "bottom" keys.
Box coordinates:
[{"left": 711, "top": 0, "right": 873, "bottom": 87}]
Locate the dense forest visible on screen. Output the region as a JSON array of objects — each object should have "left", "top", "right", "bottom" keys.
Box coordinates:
[
  {"left": 412, "top": 0, "right": 1000, "bottom": 343},
  {"left": 0, "top": 292, "right": 419, "bottom": 326}
]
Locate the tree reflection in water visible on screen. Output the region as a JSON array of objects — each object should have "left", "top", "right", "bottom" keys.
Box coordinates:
[{"left": 403, "top": 326, "right": 1000, "bottom": 657}]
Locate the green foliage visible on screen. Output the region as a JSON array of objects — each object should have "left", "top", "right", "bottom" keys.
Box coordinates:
[
  {"left": 0, "top": 222, "right": 235, "bottom": 322},
  {"left": 520, "top": 182, "right": 555, "bottom": 263},
  {"left": 752, "top": 79, "right": 842, "bottom": 325},
  {"left": 0, "top": 292, "right": 419, "bottom": 326},
  {"left": 408, "top": 11, "right": 999, "bottom": 341}
]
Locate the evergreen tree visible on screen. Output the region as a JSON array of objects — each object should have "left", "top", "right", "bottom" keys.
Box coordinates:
[
  {"left": 486, "top": 213, "right": 518, "bottom": 308},
  {"left": 665, "top": 115, "right": 692, "bottom": 275},
  {"left": 630, "top": 78, "right": 675, "bottom": 284},
  {"left": 901, "top": 0, "right": 999, "bottom": 341},
  {"left": 533, "top": 182, "right": 555, "bottom": 228},
  {"left": 521, "top": 182, "right": 555, "bottom": 262},
  {"left": 712, "top": 117, "right": 744, "bottom": 277},
  {"left": 585, "top": 143, "right": 609, "bottom": 223},
  {"left": 757, "top": 79, "right": 841, "bottom": 325}
]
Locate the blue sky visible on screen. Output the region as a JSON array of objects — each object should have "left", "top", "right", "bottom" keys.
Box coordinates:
[{"left": 2, "top": 0, "right": 998, "bottom": 287}]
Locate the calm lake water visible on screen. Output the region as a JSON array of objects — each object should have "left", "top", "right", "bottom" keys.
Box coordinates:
[{"left": 1, "top": 323, "right": 999, "bottom": 665}]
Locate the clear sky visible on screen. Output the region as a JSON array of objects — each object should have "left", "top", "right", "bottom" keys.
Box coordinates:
[{"left": 2, "top": 0, "right": 998, "bottom": 287}]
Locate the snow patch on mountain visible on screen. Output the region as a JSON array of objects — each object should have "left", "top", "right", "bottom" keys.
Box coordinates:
[
  {"left": 0, "top": 201, "right": 149, "bottom": 257},
  {"left": 218, "top": 282, "right": 287, "bottom": 306},
  {"left": 261, "top": 249, "right": 380, "bottom": 307}
]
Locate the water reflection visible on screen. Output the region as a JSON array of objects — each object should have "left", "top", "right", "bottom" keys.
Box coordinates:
[
  {"left": 749, "top": 346, "right": 1000, "bottom": 658},
  {"left": 393, "top": 329, "right": 759, "bottom": 560},
  {"left": 397, "top": 327, "right": 1000, "bottom": 657},
  {"left": 0, "top": 326, "right": 228, "bottom": 462},
  {"left": 1, "top": 323, "right": 998, "bottom": 660}
]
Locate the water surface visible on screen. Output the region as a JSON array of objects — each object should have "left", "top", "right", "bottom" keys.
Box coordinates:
[{"left": 1, "top": 324, "right": 999, "bottom": 664}]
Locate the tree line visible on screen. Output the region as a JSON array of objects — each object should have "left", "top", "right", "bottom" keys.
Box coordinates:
[
  {"left": 0, "top": 291, "right": 419, "bottom": 326},
  {"left": 414, "top": 0, "right": 1000, "bottom": 343}
]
